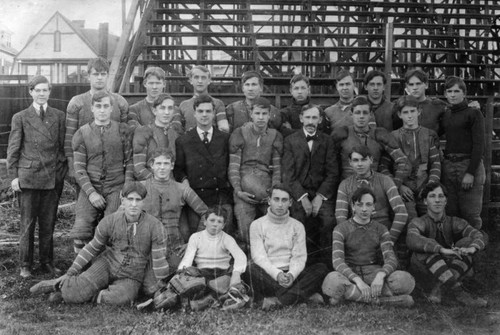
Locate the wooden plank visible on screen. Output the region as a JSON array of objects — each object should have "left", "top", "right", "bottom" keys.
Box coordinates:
[{"left": 107, "top": 0, "right": 142, "bottom": 93}]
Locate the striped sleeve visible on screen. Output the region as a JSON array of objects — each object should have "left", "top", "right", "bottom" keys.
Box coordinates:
[
  {"left": 454, "top": 218, "right": 487, "bottom": 251},
  {"left": 385, "top": 179, "right": 408, "bottom": 242},
  {"left": 386, "top": 146, "right": 410, "bottom": 188},
  {"left": 380, "top": 227, "right": 398, "bottom": 275},
  {"left": 65, "top": 98, "right": 80, "bottom": 158},
  {"left": 72, "top": 129, "right": 96, "bottom": 197},
  {"left": 151, "top": 223, "right": 169, "bottom": 280},
  {"left": 183, "top": 186, "right": 209, "bottom": 232},
  {"left": 428, "top": 142, "right": 441, "bottom": 183},
  {"left": 406, "top": 217, "right": 442, "bottom": 253},
  {"left": 332, "top": 225, "right": 358, "bottom": 281},
  {"left": 271, "top": 133, "right": 283, "bottom": 187},
  {"left": 335, "top": 181, "right": 350, "bottom": 225},
  {"left": 228, "top": 130, "right": 244, "bottom": 192},
  {"left": 67, "top": 223, "right": 108, "bottom": 274}
]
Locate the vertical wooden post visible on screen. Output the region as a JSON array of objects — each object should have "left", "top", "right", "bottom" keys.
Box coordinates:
[
  {"left": 384, "top": 21, "right": 394, "bottom": 100},
  {"left": 483, "top": 97, "right": 494, "bottom": 227}
]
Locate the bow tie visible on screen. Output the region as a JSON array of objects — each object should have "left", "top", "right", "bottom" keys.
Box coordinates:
[{"left": 306, "top": 134, "right": 318, "bottom": 142}]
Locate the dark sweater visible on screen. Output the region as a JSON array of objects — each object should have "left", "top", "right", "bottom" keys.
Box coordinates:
[{"left": 440, "top": 100, "right": 485, "bottom": 174}]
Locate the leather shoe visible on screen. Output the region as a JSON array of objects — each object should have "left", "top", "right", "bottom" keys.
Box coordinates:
[
  {"left": 40, "top": 263, "right": 63, "bottom": 277},
  {"left": 20, "top": 267, "right": 32, "bottom": 279}
]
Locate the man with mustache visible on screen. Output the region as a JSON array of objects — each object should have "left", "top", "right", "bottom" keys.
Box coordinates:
[{"left": 282, "top": 104, "right": 339, "bottom": 268}]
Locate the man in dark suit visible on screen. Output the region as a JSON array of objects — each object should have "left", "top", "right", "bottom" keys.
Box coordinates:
[
  {"left": 282, "top": 104, "right": 339, "bottom": 269},
  {"left": 7, "top": 76, "right": 67, "bottom": 278},
  {"left": 174, "top": 94, "right": 233, "bottom": 240}
]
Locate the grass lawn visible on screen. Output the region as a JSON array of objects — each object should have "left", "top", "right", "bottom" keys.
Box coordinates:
[{"left": 1, "top": 193, "right": 499, "bottom": 335}]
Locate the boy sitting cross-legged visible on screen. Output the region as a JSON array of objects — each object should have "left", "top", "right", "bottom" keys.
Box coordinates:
[
  {"left": 155, "top": 206, "right": 249, "bottom": 311},
  {"left": 322, "top": 187, "right": 416, "bottom": 307}
]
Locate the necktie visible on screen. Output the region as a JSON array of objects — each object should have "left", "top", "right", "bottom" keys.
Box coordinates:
[
  {"left": 306, "top": 134, "right": 317, "bottom": 142},
  {"left": 203, "top": 131, "right": 209, "bottom": 145},
  {"left": 39, "top": 105, "right": 45, "bottom": 120}
]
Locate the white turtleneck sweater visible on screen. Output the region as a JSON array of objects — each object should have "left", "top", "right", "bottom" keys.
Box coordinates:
[{"left": 249, "top": 208, "right": 307, "bottom": 281}]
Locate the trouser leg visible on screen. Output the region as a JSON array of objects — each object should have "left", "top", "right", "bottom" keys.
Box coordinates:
[
  {"left": 37, "top": 188, "right": 59, "bottom": 265},
  {"left": 277, "top": 263, "right": 328, "bottom": 306},
  {"left": 18, "top": 189, "right": 39, "bottom": 268},
  {"left": 61, "top": 257, "right": 110, "bottom": 304},
  {"left": 98, "top": 278, "right": 141, "bottom": 305}
]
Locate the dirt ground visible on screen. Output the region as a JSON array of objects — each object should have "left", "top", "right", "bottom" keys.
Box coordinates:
[{"left": 1, "top": 196, "right": 500, "bottom": 335}]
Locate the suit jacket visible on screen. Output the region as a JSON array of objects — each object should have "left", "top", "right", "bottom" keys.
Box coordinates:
[
  {"left": 174, "top": 128, "right": 232, "bottom": 205},
  {"left": 7, "top": 105, "right": 67, "bottom": 189},
  {"left": 282, "top": 129, "right": 339, "bottom": 200}
]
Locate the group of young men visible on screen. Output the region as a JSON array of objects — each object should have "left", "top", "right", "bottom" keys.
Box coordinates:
[{"left": 8, "top": 56, "right": 488, "bottom": 310}]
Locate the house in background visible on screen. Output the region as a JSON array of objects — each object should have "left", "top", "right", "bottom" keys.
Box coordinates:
[
  {"left": 0, "top": 23, "right": 18, "bottom": 76},
  {"left": 12, "top": 11, "right": 119, "bottom": 84}
]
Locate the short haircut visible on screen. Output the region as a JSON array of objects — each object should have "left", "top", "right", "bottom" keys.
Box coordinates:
[
  {"left": 419, "top": 181, "right": 448, "bottom": 200},
  {"left": 252, "top": 97, "right": 271, "bottom": 111},
  {"left": 92, "top": 91, "right": 113, "bottom": 105},
  {"left": 364, "top": 70, "right": 387, "bottom": 85},
  {"left": 153, "top": 93, "right": 175, "bottom": 108},
  {"left": 444, "top": 76, "right": 467, "bottom": 95},
  {"left": 193, "top": 94, "right": 214, "bottom": 110},
  {"left": 404, "top": 69, "right": 428, "bottom": 84},
  {"left": 394, "top": 95, "right": 420, "bottom": 114},
  {"left": 351, "top": 96, "right": 370, "bottom": 109},
  {"left": 149, "top": 148, "right": 175, "bottom": 166},
  {"left": 29, "top": 75, "right": 51, "bottom": 91},
  {"left": 349, "top": 145, "right": 373, "bottom": 159},
  {"left": 121, "top": 181, "right": 147, "bottom": 199},
  {"left": 290, "top": 73, "right": 310, "bottom": 87},
  {"left": 268, "top": 183, "right": 294, "bottom": 200},
  {"left": 335, "top": 69, "right": 353, "bottom": 83},
  {"left": 242, "top": 71, "right": 263, "bottom": 86},
  {"left": 144, "top": 66, "right": 166, "bottom": 81},
  {"left": 204, "top": 205, "right": 229, "bottom": 224},
  {"left": 87, "top": 57, "right": 109, "bottom": 73},
  {"left": 300, "top": 103, "right": 320, "bottom": 115},
  {"left": 189, "top": 65, "right": 211, "bottom": 78},
  {"left": 351, "top": 187, "right": 376, "bottom": 204}
]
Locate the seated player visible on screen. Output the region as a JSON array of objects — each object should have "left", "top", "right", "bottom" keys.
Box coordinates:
[
  {"left": 225, "top": 71, "right": 281, "bottom": 131},
  {"left": 406, "top": 182, "right": 487, "bottom": 307},
  {"left": 140, "top": 148, "right": 208, "bottom": 295},
  {"left": 392, "top": 95, "right": 441, "bottom": 220},
  {"left": 166, "top": 206, "right": 248, "bottom": 311},
  {"left": 322, "top": 187, "right": 415, "bottom": 307},
  {"left": 132, "top": 93, "right": 183, "bottom": 181},
  {"left": 249, "top": 184, "right": 329, "bottom": 310},
  {"left": 30, "top": 182, "right": 170, "bottom": 305}
]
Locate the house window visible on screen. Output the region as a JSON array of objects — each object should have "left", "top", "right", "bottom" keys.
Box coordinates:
[
  {"left": 54, "top": 30, "right": 61, "bottom": 52},
  {"left": 66, "top": 64, "right": 89, "bottom": 83}
]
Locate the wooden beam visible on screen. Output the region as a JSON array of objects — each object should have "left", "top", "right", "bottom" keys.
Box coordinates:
[{"left": 108, "top": 0, "right": 142, "bottom": 93}]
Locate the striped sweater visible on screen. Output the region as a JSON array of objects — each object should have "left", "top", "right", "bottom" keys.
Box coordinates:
[
  {"left": 336, "top": 171, "right": 408, "bottom": 242},
  {"left": 67, "top": 211, "right": 169, "bottom": 282},
  {"left": 332, "top": 218, "right": 398, "bottom": 281}
]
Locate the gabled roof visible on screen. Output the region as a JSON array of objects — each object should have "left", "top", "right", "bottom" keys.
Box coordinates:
[{"left": 15, "top": 11, "right": 119, "bottom": 59}]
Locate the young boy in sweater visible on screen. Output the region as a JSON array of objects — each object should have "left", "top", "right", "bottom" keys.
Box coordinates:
[{"left": 174, "top": 206, "right": 248, "bottom": 310}]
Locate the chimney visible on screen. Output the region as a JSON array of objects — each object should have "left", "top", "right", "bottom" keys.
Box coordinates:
[
  {"left": 98, "top": 23, "right": 109, "bottom": 58},
  {"left": 72, "top": 20, "right": 85, "bottom": 29}
]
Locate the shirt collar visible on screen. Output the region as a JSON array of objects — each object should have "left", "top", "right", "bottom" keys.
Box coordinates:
[
  {"left": 197, "top": 126, "right": 213, "bottom": 138},
  {"left": 33, "top": 102, "right": 48, "bottom": 111}
]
